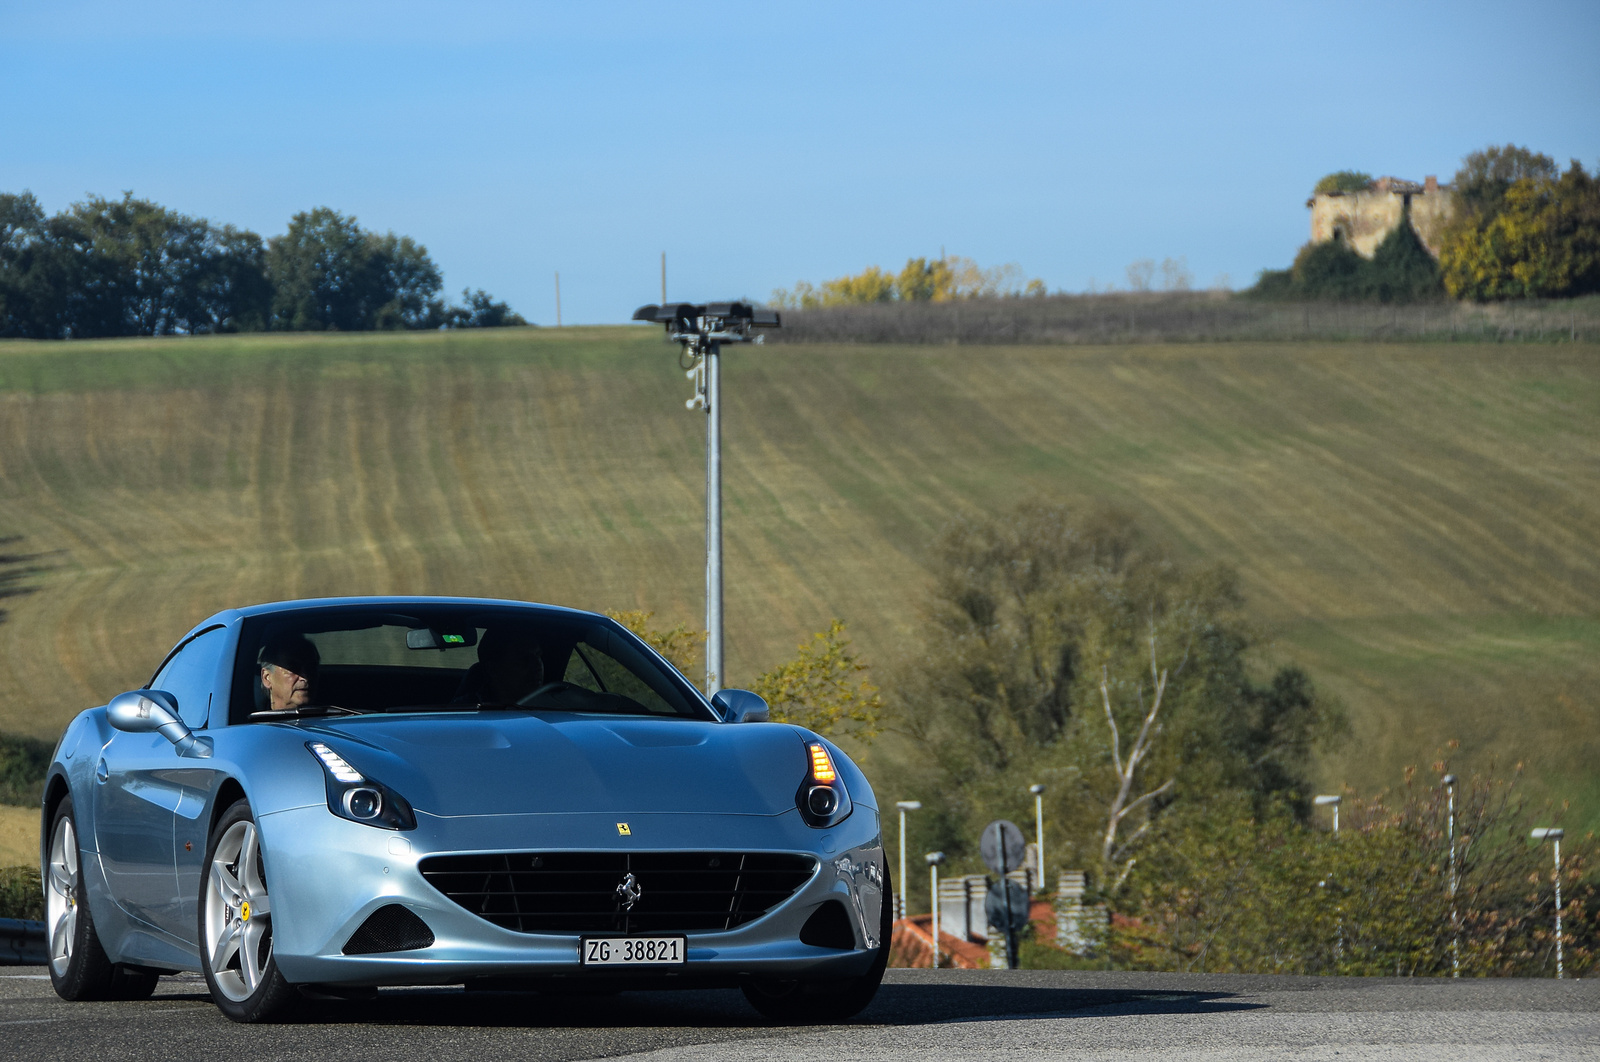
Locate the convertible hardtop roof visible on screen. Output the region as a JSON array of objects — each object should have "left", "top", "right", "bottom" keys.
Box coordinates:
[{"left": 190, "top": 596, "right": 597, "bottom": 635}]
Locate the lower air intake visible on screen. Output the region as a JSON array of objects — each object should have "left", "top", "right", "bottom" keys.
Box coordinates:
[
  {"left": 342, "top": 903, "right": 435, "bottom": 955},
  {"left": 420, "top": 851, "right": 817, "bottom": 934}
]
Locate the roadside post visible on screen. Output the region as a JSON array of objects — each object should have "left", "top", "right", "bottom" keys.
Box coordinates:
[
  {"left": 980, "top": 819, "right": 1030, "bottom": 969},
  {"left": 631, "top": 302, "right": 780, "bottom": 693},
  {"left": 926, "top": 851, "right": 946, "bottom": 968},
  {"left": 1442, "top": 774, "right": 1459, "bottom": 977},
  {"left": 1029, "top": 784, "right": 1046, "bottom": 893},
  {"left": 895, "top": 801, "right": 922, "bottom": 920},
  {"left": 1532, "top": 828, "right": 1565, "bottom": 978},
  {"left": 1315, "top": 794, "right": 1343, "bottom": 961}
]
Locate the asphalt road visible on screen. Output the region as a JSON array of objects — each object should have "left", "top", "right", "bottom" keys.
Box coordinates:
[{"left": 2, "top": 966, "right": 1596, "bottom": 1061}]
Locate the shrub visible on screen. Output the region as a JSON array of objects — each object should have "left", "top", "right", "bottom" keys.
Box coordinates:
[{"left": 0, "top": 865, "right": 42, "bottom": 921}]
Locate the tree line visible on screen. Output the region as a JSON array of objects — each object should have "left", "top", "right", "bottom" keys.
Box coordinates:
[
  {"left": 1254, "top": 145, "right": 1600, "bottom": 303},
  {"left": 0, "top": 192, "right": 525, "bottom": 339},
  {"left": 770, "top": 254, "right": 1047, "bottom": 309}
]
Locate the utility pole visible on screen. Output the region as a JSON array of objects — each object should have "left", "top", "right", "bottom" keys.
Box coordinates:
[
  {"left": 631, "top": 302, "right": 780, "bottom": 693},
  {"left": 554, "top": 271, "right": 562, "bottom": 328}
]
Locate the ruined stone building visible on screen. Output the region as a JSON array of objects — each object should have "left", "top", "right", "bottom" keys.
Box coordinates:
[{"left": 1308, "top": 176, "right": 1455, "bottom": 259}]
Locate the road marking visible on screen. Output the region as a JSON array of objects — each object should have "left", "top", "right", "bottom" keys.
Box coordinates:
[
  {"left": 0, "top": 1018, "right": 65, "bottom": 1025},
  {"left": 0, "top": 975, "right": 49, "bottom": 980}
]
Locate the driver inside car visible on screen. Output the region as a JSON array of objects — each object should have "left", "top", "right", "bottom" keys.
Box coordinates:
[
  {"left": 452, "top": 625, "right": 546, "bottom": 705},
  {"left": 257, "top": 633, "right": 321, "bottom": 713}
]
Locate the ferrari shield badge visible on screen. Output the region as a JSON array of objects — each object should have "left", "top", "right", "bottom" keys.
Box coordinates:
[{"left": 616, "top": 822, "right": 631, "bottom": 836}]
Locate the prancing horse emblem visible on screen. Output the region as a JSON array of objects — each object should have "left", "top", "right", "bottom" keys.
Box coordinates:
[{"left": 615, "top": 872, "right": 643, "bottom": 910}]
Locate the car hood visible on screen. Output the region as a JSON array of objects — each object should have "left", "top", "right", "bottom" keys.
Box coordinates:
[{"left": 301, "top": 712, "right": 810, "bottom": 818}]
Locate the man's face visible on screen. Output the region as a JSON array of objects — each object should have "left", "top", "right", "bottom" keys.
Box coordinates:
[{"left": 261, "top": 662, "right": 314, "bottom": 711}]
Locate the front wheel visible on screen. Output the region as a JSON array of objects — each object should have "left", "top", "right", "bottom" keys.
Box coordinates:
[
  {"left": 200, "top": 799, "right": 298, "bottom": 1022},
  {"left": 742, "top": 869, "right": 893, "bottom": 1023},
  {"left": 45, "top": 796, "right": 158, "bottom": 1001}
]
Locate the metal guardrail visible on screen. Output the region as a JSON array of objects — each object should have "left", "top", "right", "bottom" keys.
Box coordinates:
[{"left": 0, "top": 917, "right": 46, "bottom": 965}]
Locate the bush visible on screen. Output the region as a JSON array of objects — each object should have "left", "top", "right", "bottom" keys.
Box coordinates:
[
  {"left": 0, "top": 733, "right": 49, "bottom": 807},
  {"left": 1251, "top": 211, "right": 1444, "bottom": 303},
  {"left": 0, "top": 865, "right": 42, "bottom": 921},
  {"left": 1314, "top": 171, "right": 1374, "bottom": 195}
]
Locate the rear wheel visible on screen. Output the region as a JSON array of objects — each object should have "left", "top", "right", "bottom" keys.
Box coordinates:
[
  {"left": 742, "top": 868, "right": 892, "bottom": 1023},
  {"left": 46, "top": 796, "right": 159, "bottom": 1001},
  {"left": 200, "top": 799, "right": 299, "bottom": 1023}
]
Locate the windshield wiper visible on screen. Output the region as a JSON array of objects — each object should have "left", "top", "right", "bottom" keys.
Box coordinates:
[{"left": 249, "top": 704, "right": 361, "bottom": 722}]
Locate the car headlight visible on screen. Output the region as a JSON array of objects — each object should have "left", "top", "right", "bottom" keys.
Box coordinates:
[
  {"left": 796, "top": 741, "right": 852, "bottom": 828},
  {"left": 307, "top": 741, "right": 417, "bottom": 831}
]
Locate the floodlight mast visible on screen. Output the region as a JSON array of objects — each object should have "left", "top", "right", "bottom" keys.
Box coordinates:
[{"left": 631, "top": 302, "right": 780, "bottom": 694}]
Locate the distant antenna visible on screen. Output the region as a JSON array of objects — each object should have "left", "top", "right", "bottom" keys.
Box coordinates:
[
  {"left": 554, "top": 271, "right": 562, "bottom": 328},
  {"left": 661, "top": 252, "right": 667, "bottom": 305}
]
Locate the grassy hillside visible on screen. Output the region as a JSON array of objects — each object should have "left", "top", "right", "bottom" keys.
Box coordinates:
[{"left": 1, "top": 328, "right": 1597, "bottom": 833}]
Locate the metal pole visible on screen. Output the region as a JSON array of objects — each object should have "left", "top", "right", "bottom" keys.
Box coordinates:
[
  {"left": 1444, "top": 775, "right": 1459, "bottom": 977},
  {"left": 929, "top": 861, "right": 940, "bottom": 969},
  {"left": 661, "top": 252, "right": 667, "bottom": 305},
  {"left": 554, "top": 271, "right": 562, "bottom": 328},
  {"left": 1554, "top": 837, "right": 1564, "bottom": 980},
  {"left": 704, "top": 341, "right": 723, "bottom": 694},
  {"left": 1031, "top": 785, "right": 1046, "bottom": 894},
  {"left": 899, "top": 806, "right": 908, "bottom": 921}
]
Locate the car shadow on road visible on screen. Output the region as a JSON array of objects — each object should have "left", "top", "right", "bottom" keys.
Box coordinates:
[{"left": 137, "top": 980, "right": 1261, "bottom": 1029}]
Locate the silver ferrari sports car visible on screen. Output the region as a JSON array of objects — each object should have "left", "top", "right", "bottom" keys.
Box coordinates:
[{"left": 40, "top": 597, "right": 889, "bottom": 1023}]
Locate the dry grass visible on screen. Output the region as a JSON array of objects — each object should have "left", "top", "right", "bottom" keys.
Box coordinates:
[
  {"left": 0, "top": 805, "right": 37, "bottom": 867},
  {"left": 1, "top": 328, "right": 1596, "bottom": 831}
]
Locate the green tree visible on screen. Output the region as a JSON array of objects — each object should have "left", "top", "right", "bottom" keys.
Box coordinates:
[
  {"left": 266, "top": 207, "right": 383, "bottom": 331},
  {"left": 751, "top": 619, "right": 882, "bottom": 740},
  {"left": 445, "top": 288, "right": 529, "bottom": 328},
  {"left": 879, "top": 501, "right": 1342, "bottom": 891},
  {"left": 0, "top": 192, "right": 268, "bottom": 338},
  {"left": 369, "top": 232, "right": 445, "bottom": 330},
  {"left": 1441, "top": 160, "right": 1600, "bottom": 300},
  {"left": 1451, "top": 145, "right": 1558, "bottom": 218},
  {"left": 606, "top": 610, "right": 881, "bottom": 740}
]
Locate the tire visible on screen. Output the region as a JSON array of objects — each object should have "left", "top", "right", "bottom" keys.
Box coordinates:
[
  {"left": 45, "top": 796, "right": 159, "bottom": 1001},
  {"left": 742, "top": 867, "right": 893, "bottom": 1023},
  {"left": 199, "top": 799, "right": 299, "bottom": 1023}
]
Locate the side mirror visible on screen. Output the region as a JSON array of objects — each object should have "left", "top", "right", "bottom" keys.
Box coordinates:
[
  {"left": 107, "top": 690, "right": 210, "bottom": 757},
  {"left": 711, "top": 688, "right": 770, "bottom": 723}
]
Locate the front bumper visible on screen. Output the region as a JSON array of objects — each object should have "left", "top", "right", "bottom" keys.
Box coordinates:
[{"left": 258, "top": 803, "right": 885, "bottom": 987}]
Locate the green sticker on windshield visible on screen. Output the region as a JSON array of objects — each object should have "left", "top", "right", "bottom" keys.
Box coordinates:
[{"left": 442, "top": 633, "right": 466, "bottom": 645}]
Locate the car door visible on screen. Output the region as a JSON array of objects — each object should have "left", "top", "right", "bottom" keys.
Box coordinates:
[{"left": 94, "top": 625, "right": 230, "bottom": 942}]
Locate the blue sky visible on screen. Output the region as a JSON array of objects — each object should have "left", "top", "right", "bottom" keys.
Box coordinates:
[{"left": 3, "top": 1, "right": 1597, "bottom": 323}]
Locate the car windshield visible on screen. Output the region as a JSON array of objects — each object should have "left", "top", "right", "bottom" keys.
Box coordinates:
[{"left": 229, "top": 605, "right": 713, "bottom": 724}]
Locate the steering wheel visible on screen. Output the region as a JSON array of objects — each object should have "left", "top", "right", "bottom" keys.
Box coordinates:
[{"left": 515, "top": 681, "right": 579, "bottom": 707}]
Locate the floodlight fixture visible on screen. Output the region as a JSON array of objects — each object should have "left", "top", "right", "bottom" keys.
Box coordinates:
[
  {"left": 1313, "top": 794, "right": 1341, "bottom": 805},
  {"left": 632, "top": 301, "right": 780, "bottom": 694},
  {"left": 1531, "top": 828, "right": 1566, "bottom": 978}
]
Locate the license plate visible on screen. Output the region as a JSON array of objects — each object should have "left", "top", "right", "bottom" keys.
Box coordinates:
[{"left": 580, "top": 936, "right": 686, "bottom": 965}]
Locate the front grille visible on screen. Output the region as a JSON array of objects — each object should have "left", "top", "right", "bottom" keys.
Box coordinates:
[{"left": 419, "top": 851, "right": 817, "bottom": 934}]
